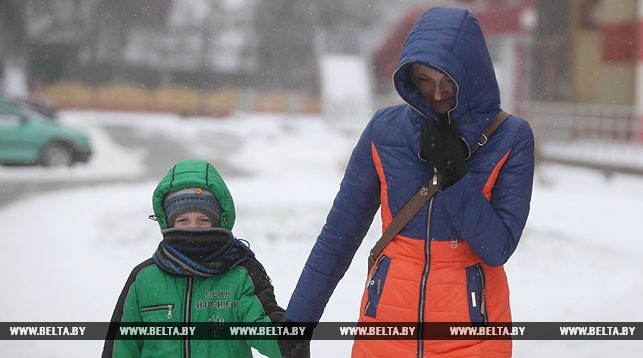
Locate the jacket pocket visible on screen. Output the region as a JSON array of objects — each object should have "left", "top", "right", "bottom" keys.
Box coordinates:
[
  {"left": 364, "top": 255, "right": 392, "bottom": 318},
  {"left": 465, "top": 264, "right": 488, "bottom": 326},
  {"left": 141, "top": 304, "right": 174, "bottom": 320}
]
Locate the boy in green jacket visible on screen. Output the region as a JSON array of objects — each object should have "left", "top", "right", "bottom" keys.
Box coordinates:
[{"left": 102, "top": 159, "right": 284, "bottom": 357}]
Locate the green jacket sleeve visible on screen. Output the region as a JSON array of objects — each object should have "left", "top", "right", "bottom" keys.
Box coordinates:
[
  {"left": 112, "top": 283, "right": 144, "bottom": 357},
  {"left": 102, "top": 259, "right": 154, "bottom": 358}
]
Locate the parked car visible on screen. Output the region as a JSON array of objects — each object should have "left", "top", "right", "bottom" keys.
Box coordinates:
[
  {"left": 14, "top": 94, "right": 59, "bottom": 119},
  {"left": 0, "top": 92, "right": 92, "bottom": 167}
]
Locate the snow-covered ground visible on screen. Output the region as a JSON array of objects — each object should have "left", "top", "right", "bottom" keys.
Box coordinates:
[{"left": 1, "top": 110, "right": 642, "bottom": 357}]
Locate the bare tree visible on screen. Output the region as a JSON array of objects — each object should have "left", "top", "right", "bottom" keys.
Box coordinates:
[
  {"left": 0, "top": 0, "right": 29, "bottom": 93},
  {"left": 254, "top": 0, "right": 379, "bottom": 92},
  {"left": 0, "top": 0, "right": 27, "bottom": 53},
  {"left": 530, "top": 0, "right": 571, "bottom": 101}
]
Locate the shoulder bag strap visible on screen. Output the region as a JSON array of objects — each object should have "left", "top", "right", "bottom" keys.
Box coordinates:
[
  {"left": 474, "top": 110, "right": 511, "bottom": 152},
  {"left": 367, "top": 110, "right": 512, "bottom": 272},
  {"left": 368, "top": 177, "right": 438, "bottom": 271}
]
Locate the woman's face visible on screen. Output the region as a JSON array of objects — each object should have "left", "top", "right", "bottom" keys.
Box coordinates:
[
  {"left": 412, "top": 64, "right": 454, "bottom": 115},
  {"left": 173, "top": 212, "right": 213, "bottom": 228}
]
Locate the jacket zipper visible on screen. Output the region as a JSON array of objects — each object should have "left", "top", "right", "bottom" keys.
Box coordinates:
[
  {"left": 184, "top": 277, "right": 193, "bottom": 358},
  {"left": 141, "top": 304, "right": 174, "bottom": 319},
  {"left": 417, "top": 172, "right": 438, "bottom": 358},
  {"left": 476, "top": 264, "right": 489, "bottom": 325}
]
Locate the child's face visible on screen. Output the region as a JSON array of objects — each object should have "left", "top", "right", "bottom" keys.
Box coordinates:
[{"left": 173, "top": 212, "right": 213, "bottom": 228}]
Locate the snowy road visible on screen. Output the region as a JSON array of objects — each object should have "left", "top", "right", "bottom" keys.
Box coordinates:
[
  {"left": 1, "top": 110, "right": 642, "bottom": 357},
  {"left": 0, "top": 111, "right": 248, "bottom": 207}
]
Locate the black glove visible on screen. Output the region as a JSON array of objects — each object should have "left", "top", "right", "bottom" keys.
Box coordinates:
[
  {"left": 420, "top": 121, "right": 468, "bottom": 189},
  {"left": 277, "top": 319, "right": 312, "bottom": 358},
  {"left": 278, "top": 338, "right": 310, "bottom": 358}
]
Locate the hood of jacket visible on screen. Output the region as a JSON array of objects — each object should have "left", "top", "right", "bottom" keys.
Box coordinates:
[
  {"left": 152, "top": 159, "right": 235, "bottom": 230},
  {"left": 393, "top": 6, "right": 501, "bottom": 153}
]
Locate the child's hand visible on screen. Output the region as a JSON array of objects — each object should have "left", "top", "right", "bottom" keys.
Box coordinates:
[
  {"left": 277, "top": 318, "right": 311, "bottom": 358},
  {"left": 278, "top": 338, "right": 310, "bottom": 358}
]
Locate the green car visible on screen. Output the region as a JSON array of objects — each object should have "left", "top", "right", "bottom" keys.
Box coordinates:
[{"left": 0, "top": 93, "right": 91, "bottom": 166}]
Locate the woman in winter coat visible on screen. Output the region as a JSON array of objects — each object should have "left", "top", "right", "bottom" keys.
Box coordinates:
[
  {"left": 102, "top": 159, "right": 284, "bottom": 358},
  {"left": 283, "top": 7, "right": 535, "bottom": 357}
]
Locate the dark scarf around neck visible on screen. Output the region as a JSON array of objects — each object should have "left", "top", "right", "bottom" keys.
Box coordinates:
[{"left": 153, "top": 227, "right": 253, "bottom": 277}]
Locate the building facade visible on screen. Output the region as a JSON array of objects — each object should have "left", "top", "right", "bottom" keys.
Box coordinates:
[{"left": 372, "top": 0, "right": 643, "bottom": 142}]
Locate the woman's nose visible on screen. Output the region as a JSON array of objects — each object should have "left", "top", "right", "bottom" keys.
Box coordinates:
[{"left": 432, "top": 83, "right": 444, "bottom": 100}]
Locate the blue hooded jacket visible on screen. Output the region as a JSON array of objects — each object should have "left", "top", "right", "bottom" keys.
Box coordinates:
[{"left": 285, "top": 7, "right": 534, "bottom": 327}]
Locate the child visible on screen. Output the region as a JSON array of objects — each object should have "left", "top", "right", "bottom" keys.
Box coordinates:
[{"left": 102, "top": 159, "right": 284, "bottom": 357}]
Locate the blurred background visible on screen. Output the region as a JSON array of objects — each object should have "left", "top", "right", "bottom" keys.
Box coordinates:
[
  {"left": 1, "top": 0, "right": 642, "bottom": 151},
  {"left": 2, "top": 1, "right": 643, "bottom": 356}
]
